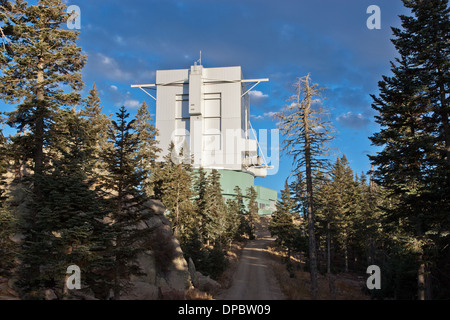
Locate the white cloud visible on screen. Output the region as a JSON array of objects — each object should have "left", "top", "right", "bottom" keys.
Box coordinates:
[
  {"left": 263, "top": 111, "right": 277, "bottom": 118},
  {"left": 110, "top": 85, "right": 118, "bottom": 91},
  {"left": 99, "top": 54, "right": 113, "bottom": 65},
  {"left": 124, "top": 99, "right": 141, "bottom": 109},
  {"left": 336, "top": 112, "right": 370, "bottom": 129},
  {"left": 250, "top": 111, "right": 278, "bottom": 121},
  {"left": 90, "top": 53, "right": 133, "bottom": 81},
  {"left": 114, "top": 35, "right": 125, "bottom": 45},
  {"left": 251, "top": 114, "right": 265, "bottom": 121},
  {"left": 249, "top": 90, "right": 269, "bottom": 99}
]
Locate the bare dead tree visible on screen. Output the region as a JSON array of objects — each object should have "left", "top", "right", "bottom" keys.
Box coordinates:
[{"left": 274, "top": 74, "right": 336, "bottom": 299}]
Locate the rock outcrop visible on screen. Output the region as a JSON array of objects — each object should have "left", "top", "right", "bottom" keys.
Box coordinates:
[
  {"left": 0, "top": 199, "right": 219, "bottom": 300},
  {"left": 0, "top": 278, "right": 19, "bottom": 300},
  {"left": 120, "top": 200, "right": 193, "bottom": 300}
]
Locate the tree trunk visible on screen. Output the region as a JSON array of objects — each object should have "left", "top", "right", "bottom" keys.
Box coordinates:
[
  {"left": 35, "top": 65, "right": 45, "bottom": 177},
  {"left": 327, "top": 273, "right": 336, "bottom": 300},
  {"left": 417, "top": 259, "right": 425, "bottom": 300},
  {"left": 327, "top": 221, "right": 331, "bottom": 274},
  {"left": 305, "top": 136, "right": 318, "bottom": 299},
  {"left": 344, "top": 238, "right": 349, "bottom": 273}
]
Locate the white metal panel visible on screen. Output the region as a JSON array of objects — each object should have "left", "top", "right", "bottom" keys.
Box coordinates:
[
  {"left": 175, "top": 118, "right": 190, "bottom": 133},
  {"left": 204, "top": 98, "right": 221, "bottom": 118},
  {"left": 204, "top": 118, "right": 221, "bottom": 132},
  {"left": 205, "top": 66, "right": 242, "bottom": 82},
  {"left": 175, "top": 96, "right": 190, "bottom": 119},
  {"left": 155, "top": 119, "right": 175, "bottom": 159},
  {"left": 203, "top": 134, "right": 221, "bottom": 151},
  {"left": 156, "top": 69, "right": 189, "bottom": 85},
  {"left": 189, "top": 65, "right": 203, "bottom": 115}
]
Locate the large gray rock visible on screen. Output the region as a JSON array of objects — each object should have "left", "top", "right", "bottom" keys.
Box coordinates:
[
  {"left": 122, "top": 200, "right": 192, "bottom": 300},
  {"left": 1, "top": 199, "right": 193, "bottom": 300},
  {"left": 188, "top": 258, "right": 199, "bottom": 288},
  {"left": 195, "top": 272, "right": 221, "bottom": 293}
]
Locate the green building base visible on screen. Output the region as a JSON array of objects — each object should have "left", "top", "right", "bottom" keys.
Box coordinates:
[{"left": 212, "top": 169, "right": 277, "bottom": 216}]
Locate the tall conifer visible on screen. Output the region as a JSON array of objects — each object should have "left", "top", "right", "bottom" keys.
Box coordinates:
[
  {"left": 369, "top": 0, "right": 450, "bottom": 299},
  {"left": 132, "top": 101, "right": 160, "bottom": 196},
  {"left": 101, "top": 106, "right": 153, "bottom": 300}
]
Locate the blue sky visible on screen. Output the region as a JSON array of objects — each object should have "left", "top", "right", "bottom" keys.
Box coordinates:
[{"left": 1, "top": 0, "right": 411, "bottom": 194}]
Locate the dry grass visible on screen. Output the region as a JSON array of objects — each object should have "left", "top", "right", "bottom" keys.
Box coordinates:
[
  {"left": 185, "top": 287, "right": 214, "bottom": 300},
  {"left": 215, "top": 240, "right": 247, "bottom": 290},
  {"left": 188, "top": 240, "right": 246, "bottom": 300},
  {"left": 267, "top": 244, "right": 369, "bottom": 300}
]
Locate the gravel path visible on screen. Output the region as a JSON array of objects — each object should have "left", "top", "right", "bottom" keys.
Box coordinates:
[{"left": 216, "top": 219, "right": 285, "bottom": 300}]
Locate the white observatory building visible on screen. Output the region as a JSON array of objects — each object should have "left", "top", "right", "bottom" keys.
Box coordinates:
[{"left": 132, "top": 62, "right": 277, "bottom": 215}]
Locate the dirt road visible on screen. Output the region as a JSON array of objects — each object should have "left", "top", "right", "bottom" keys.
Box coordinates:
[{"left": 215, "top": 219, "right": 285, "bottom": 300}]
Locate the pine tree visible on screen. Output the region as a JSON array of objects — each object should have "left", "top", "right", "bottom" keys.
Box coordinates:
[
  {"left": 192, "top": 166, "right": 209, "bottom": 243},
  {"left": 274, "top": 74, "right": 335, "bottom": 299},
  {"left": 1, "top": 0, "right": 86, "bottom": 178},
  {"left": 289, "top": 171, "right": 307, "bottom": 220},
  {"left": 226, "top": 186, "right": 249, "bottom": 241},
  {"left": 313, "top": 170, "right": 334, "bottom": 274},
  {"left": 327, "top": 155, "right": 358, "bottom": 273},
  {"left": 204, "top": 169, "right": 228, "bottom": 245},
  {"left": 80, "top": 83, "right": 111, "bottom": 180},
  {"left": 132, "top": 101, "right": 160, "bottom": 196},
  {"left": 153, "top": 142, "right": 194, "bottom": 240},
  {"left": 0, "top": 116, "right": 7, "bottom": 202},
  {"left": 245, "top": 186, "right": 259, "bottom": 240},
  {"left": 0, "top": 0, "right": 87, "bottom": 297},
  {"left": 16, "top": 109, "right": 113, "bottom": 298},
  {"left": 0, "top": 119, "right": 17, "bottom": 278},
  {"left": 269, "top": 181, "right": 297, "bottom": 262},
  {"left": 369, "top": 0, "right": 450, "bottom": 300},
  {"left": 101, "top": 106, "right": 154, "bottom": 300}
]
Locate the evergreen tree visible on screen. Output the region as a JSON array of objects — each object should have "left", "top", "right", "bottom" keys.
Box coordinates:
[
  {"left": 132, "top": 101, "right": 160, "bottom": 196},
  {"left": 0, "top": 119, "right": 17, "bottom": 278},
  {"left": 153, "top": 142, "right": 194, "bottom": 240},
  {"left": 0, "top": 116, "right": 7, "bottom": 201},
  {"left": 313, "top": 170, "right": 335, "bottom": 274},
  {"left": 0, "top": 0, "right": 87, "bottom": 297},
  {"left": 226, "top": 186, "right": 250, "bottom": 241},
  {"left": 328, "top": 155, "right": 358, "bottom": 273},
  {"left": 80, "top": 83, "right": 111, "bottom": 180},
  {"left": 1, "top": 0, "right": 86, "bottom": 178},
  {"left": 206, "top": 169, "right": 228, "bottom": 245},
  {"left": 17, "top": 109, "right": 113, "bottom": 298},
  {"left": 369, "top": 0, "right": 450, "bottom": 299},
  {"left": 269, "top": 181, "right": 297, "bottom": 262},
  {"left": 192, "top": 166, "right": 209, "bottom": 243},
  {"left": 289, "top": 171, "right": 307, "bottom": 220},
  {"left": 245, "top": 186, "right": 259, "bottom": 240},
  {"left": 101, "top": 106, "right": 154, "bottom": 300}
]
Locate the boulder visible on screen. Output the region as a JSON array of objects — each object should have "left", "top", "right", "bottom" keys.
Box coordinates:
[
  {"left": 188, "top": 258, "right": 198, "bottom": 288},
  {"left": 195, "top": 272, "right": 221, "bottom": 293},
  {"left": 44, "top": 289, "right": 58, "bottom": 300},
  {"left": 131, "top": 250, "right": 157, "bottom": 285},
  {"left": 123, "top": 200, "right": 192, "bottom": 299}
]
